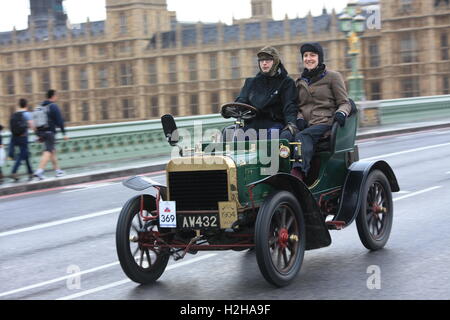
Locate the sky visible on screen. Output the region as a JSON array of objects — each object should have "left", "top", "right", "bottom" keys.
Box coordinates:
[{"left": 0, "top": 0, "right": 349, "bottom": 32}]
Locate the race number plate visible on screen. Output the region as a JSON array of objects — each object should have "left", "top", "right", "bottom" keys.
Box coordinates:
[
  {"left": 179, "top": 214, "right": 219, "bottom": 229},
  {"left": 159, "top": 201, "right": 176, "bottom": 228}
]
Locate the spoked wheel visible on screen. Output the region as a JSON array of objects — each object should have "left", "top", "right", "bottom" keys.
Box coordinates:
[
  {"left": 255, "top": 191, "right": 306, "bottom": 287},
  {"left": 116, "top": 195, "right": 170, "bottom": 284},
  {"left": 356, "top": 170, "right": 393, "bottom": 251}
]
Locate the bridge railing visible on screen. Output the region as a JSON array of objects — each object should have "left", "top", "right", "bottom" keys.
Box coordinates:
[
  {"left": 1, "top": 95, "right": 449, "bottom": 175},
  {"left": 358, "top": 94, "right": 450, "bottom": 126},
  {"left": 1, "top": 114, "right": 233, "bottom": 174}
]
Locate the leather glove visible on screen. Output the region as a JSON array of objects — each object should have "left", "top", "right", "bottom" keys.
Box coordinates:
[
  {"left": 283, "top": 122, "right": 299, "bottom": 136},
  {"left": 334, "top": 111, "right": 347, "bottom": 127},
  {"left": 296, "top": 118, "right": 308, "bottom": 131}
]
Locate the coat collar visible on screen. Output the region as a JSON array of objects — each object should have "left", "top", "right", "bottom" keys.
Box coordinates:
[{"left": 297, "top": 70, "right": 329, "bottom": 87}]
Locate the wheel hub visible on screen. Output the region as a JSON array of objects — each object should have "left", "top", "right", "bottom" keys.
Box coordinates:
[
  {"left": 372, "top": 202, "right": 386, "bottom": 214},
  {"left": 278, "top": 228, "right": 289, "bottom": 248}
]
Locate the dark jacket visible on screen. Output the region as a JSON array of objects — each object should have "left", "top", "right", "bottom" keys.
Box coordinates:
[
  {"left": 40, "top": 100, "right": 66, "bottom": 135},
  {"left": 296, "top": 69, "right": 352, "bottom": 126},
  {"left": 236, "top": 63, "right": 298, "bottom": 130}
]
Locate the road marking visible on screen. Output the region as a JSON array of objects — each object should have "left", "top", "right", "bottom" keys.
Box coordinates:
[
  {"left": 0, "top": 255, "right": 153, "bottom": 298},
  {"left": 361, "top": 142, "right": 450, "bottom": 161},
  {"left": 0, "top": 261, "right": 120, "bottom": 298},
  {"left": 0, "top": 171, "right": 166, "bottom": 200},
  {"left": 56, "top": 253, "right": 217, "bottom": 300},
  {"left": 357, "top": 128, "right": 450, "bottom": 143},
  {"left": 61, "top": 183, "right": 117, "bottom": 194},
  {"left": 393, "top": 186, "right": 441, "bottom": 202},
  {"left": 60, "top": 174, "right": 165, "bottom": 194},
  {"left": 432, "top": 130, "right": 450, "bottom": 135},
  {"left": 357, "top": 141, "right": 378, "bottom": 146},
  {"left": 0, "top": 208, "right": 121, "bottom": 238},
  {"left": 0, "top": 174, "right": 166, "bottom": 237}
]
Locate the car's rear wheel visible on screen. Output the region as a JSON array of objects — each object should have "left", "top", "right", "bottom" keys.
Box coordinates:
[
  {"left": 116, "top": 195, "right": 170, "bottom": 284},
  {"left": 356, "top": 170, "right": 393, "bottom": 251},
  {"left": 255, "top": 191, "right": 306, "bottom": 287}
]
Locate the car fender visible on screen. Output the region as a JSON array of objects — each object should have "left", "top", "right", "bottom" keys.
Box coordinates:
[
  {"left": 248, "top": 173, "right": 332, "bottom": 250},
  {"left": 334, "top": 160, "right": 400, "bottom": 226},
  {"left": 122, "top": 175, "right": 167, "bottom": 200}
]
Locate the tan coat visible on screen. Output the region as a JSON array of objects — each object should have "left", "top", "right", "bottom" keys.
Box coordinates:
[{"left": 296, "top": 70, "right": 351, "bottom": 126}]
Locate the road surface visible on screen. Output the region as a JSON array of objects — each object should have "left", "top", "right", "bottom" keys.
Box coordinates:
[{"left": 1, "top": 127, "right": 450, "bottom": 300}]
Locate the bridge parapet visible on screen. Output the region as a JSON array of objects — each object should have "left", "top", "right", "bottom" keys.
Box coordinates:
[{"left": 1, "top": 95, "right": 450, "bottom": 175}]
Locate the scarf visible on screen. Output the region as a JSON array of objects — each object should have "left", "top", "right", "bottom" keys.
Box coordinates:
[{"left": 301, "top": 64, "right": 327, "bottom": 85}]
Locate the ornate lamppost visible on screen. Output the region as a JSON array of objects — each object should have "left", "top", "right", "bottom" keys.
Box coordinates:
[{"left": 339, "top": 0, "right": 367, "bottom": 101}]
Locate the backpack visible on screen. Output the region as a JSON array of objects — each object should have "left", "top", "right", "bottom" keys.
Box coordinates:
[
  {"left": 10, "top": 112, "right": 28, "bottom": 136},
  {"left": 33, "top": 104, "right": 50, "bottom": 130}
]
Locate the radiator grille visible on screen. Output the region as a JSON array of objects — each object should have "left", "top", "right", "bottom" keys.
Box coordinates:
[{"left": 168, "top": 170, "right": 229, "bottom": 211}]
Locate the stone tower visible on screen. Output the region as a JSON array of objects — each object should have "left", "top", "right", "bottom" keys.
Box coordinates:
[
  {"left": 251, "top": 0, "right": 273, "bottom": 20},
  {"left": 105, "top": 0, "right": 176, "bottom": 38},
  {"left": 28, "top": 0, "right": 68, "bottom": 29}
]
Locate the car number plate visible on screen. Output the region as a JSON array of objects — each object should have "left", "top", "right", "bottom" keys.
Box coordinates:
[{"left": 179, "top": 214, "right": 219, "bottom": 229}]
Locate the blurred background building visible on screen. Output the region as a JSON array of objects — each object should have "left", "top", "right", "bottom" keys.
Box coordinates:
[{"left": 0, "top": 0, "right": 449, "bottom": 126}]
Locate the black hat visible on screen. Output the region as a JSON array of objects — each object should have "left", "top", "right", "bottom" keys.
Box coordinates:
[
  {"left": 300, "top": 42, "right": 324, "bottom": 65},
  {"left": 257, "top": 46, "right": 281, "bottom": 76}
]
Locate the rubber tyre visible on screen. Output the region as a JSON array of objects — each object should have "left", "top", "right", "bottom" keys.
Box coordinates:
[
  {"left": 255, "top": 190, "right": 306, "bottom": 287},
  {"left": 356, "top": 170, "right": 394, "bottom": 251},
  {"left": 116, "top": 195, "right": 170, "bottom": 284}
]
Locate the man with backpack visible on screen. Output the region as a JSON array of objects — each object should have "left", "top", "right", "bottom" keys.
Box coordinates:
[
  {"left": 33, "top": 89, "right": 69, "bottom": 180},
  {"left": 9, "top": 99, "right": 35, "bottom": 182}
]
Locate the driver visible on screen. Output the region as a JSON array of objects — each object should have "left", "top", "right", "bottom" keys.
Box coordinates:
[{"left": 233, "top": 46, "right": 299, "bottom": 139}]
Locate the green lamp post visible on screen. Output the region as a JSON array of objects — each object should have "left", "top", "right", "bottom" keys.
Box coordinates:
[{"left": 339, "top": 1, "right": 367, "bottom": 101}]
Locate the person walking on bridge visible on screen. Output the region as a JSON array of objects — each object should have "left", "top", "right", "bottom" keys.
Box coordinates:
[
  {"left": 9, "top": 99, "right": 34, "bottom": 182},
  {"left": 33, "top": 89, "right": 69, "bottom": 181}
]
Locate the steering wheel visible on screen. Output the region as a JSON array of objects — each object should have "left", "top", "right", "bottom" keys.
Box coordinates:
[{"left": 220, "top": 102, "right": 259, "bottom": 121}]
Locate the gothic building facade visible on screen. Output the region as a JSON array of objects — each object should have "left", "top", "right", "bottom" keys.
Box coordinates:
[{"left": 0, "top": 0, "right": 449, "bottom": 126}]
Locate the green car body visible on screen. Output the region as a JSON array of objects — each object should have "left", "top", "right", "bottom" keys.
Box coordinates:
[{"left": 117, "top": 104, "right": 400, "bottom": 287}]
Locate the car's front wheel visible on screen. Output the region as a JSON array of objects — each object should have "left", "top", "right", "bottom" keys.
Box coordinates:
[
  {"left": 255, "top": 190, "right": 306, "bottom": 287},
  {"left": 116, "top": 195, "right": 170, "bottom": 284}
]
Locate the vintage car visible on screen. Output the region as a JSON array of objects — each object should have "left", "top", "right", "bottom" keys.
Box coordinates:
[{"left": 116, "top": 101, "right": 400, "bottom": 287}]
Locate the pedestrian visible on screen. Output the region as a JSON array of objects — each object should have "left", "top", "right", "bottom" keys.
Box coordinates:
[
  {"left": 0, "top": 124, "right": 5, "bottom": 183},
  {"left": 231, "top": 46, "right": 299, "bottom": 140},
  {"left": 33, "top": 89, "right": 69, "bottom": 180},
  {"left": 9, "top": 99, "right": 35, "bottom": 182},
  {"left": 290, "top": 42, "right": 352, "bottom": 180}
]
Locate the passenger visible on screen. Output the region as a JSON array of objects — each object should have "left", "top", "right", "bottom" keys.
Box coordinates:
[
  {"left": 291, "top": 42, "right": 352, "bottom": 180},
  {"left": 232, "top": 46, "right": 299, "bottom": 140}
]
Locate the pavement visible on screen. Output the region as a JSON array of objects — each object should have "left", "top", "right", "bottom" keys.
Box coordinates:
[{"left": 1, "top": 118, "right": 450, "bottom": 196}]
